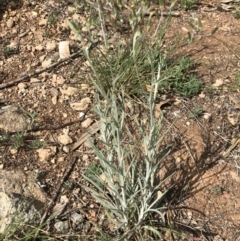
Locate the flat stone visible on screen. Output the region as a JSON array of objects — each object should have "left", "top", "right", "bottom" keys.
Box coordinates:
[
  {"left": 37, "top": 147, "right": 57, "bottom": 162},
  {"left": 58, "top": 134, "right": 73, "bottom": 145},
  {"left": 46, "top": 41, "right": 57, "bottom": 51},
  {"left": 59, "top": 41, "right": 70, "bottom": 59},
  {"left": 6, "top": 19, "right": 14, "bottom": 28},
  {"left": 0, "top": 106, "right": 32, "bottom": 132},
  {"left": 39, "top": 19, "right": 47, "bottom": 26},
  {"left": 70, "top": 97, "right": 91, "bottom": 111},
  {"left": 54, "top": 220, "right": 69, "bottom": 233}
]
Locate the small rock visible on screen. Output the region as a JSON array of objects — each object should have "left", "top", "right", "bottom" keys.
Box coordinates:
[
  {"left": 67, "top": 6, "right": 76, "bottom": 12},
  {"left": 60, "top": 87, "right": 78, "bottom": 96},
  {"left": 70, "top": 212, "right": 84, "bottom": 224},
  {"left": 81, "top": 84, "right": 90, "bottom": 90},
  {"left": 18, "top": 89, "right": 26, "bottom": 96},
  {"left": 37, "top": 147, "right": 57, "bottom": 162},
  {"left": 82, "top": 26, "right": 88, "bottom": 32},
  {"left": 51, "top": 96, "right": 57, "bottom": 105},
  {"left": 41, "top": 58, "right": 52, "bottom": 68},
  {"left": 46, "top": 41, "right": 57, "bottom": 51},
  {"left": 198, "top": 92, "right": 205, "bottom": 98},
  {"left": 227, "top": 114, "right": 237, "bottom": 125},
  {"left": 60, "top": 195, "right": 69, "bottom": 204},
  {"left": 83, "top": 154, "right": 89, "bottom": 161},
  {"left": 39, "top": 19, "right": 47, "bottom": 26},
  {"left": 50, "top": 87, "right": 59, "bottom": 97},
  {"left": 203, "top": 113, "right": 211, "bottom": 120},
  {"left": 212, "top": 79, "right": 223, "bottom": 87},
  {"left": 56, "top": 76, "right": 66, "bottom": 85},
  {"left": 10, "top": 149, "right": 18, "bottom": 155},
  {"left": 59, "top": 41, "right": 70, "bottom": 59},
  {"left": 81, "top": 118, "right": 93, "bottom": 128},
  {"left": 79, "top": 112, "right": 85, "bottom": 118},
  {"left": 18, "top": 83, "right": 26, "bottom": 90},
  {"left": 50, "top": 158, "right": 56, "bottom": 164},
  {"left": 6, "top": 19, "right": 14, "bottom": 28},
  {"left": 32, "top": 11, "right": 38, "bottom": 17},
  {"left": 54, "top": 220, "right": 69, "bottom": 233},
  {"left": 62, "top": 145, "right": 69, "bottom": 153},
  {"left": 0, "top": 106, "right": 32, "bottom": 132},
  {"left": 57, "top": 156, "right": 65, "bottom": 162},
  {"left": 30, "top": 78, "right": 41, "bottom": 83},
  {"left": 30, "top": 83, "right": 42, "bottom": 88},
  {"left": 63, "top": 127, "right": 69, "bottom": 135},
  {"left": 35, "top": 45, "right": 44, "bottom": 51},
  {"left": 35, "top": 33, "right": 43, "bottom": 42},
  {"left": 52, "top": 74, "right": 66, "bottom": 85},
  {"left": 58, "top": 134, "right": 73, "bottom": 145},
  {"left": 70, "top": 97, "right": 91, "bottom": 111}
]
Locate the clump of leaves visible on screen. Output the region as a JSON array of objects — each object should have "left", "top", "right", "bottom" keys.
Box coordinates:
[
  {"left": 83, "top": 37, "right": 201, "bottom": 97},
  {"left": 161, "top": 56, "right": 202, "bottom": 96}
]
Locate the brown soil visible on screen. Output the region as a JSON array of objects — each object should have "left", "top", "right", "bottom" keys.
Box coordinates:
[{"left": 1, "top": 0, "right": 240, "bottom": 240}]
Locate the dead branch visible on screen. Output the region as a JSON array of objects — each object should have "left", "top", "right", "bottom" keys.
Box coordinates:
[
  {"left": 0, "top": 50, "right": 83, "bottom": 90},
  {"left": 33, "top": 156, "right": 78, "bottom": 240}
]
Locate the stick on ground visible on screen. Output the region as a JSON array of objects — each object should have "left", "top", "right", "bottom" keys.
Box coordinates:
[
  {"left": 33, "top": 156, "right": 78, "bottom": 240},
  {"left": 0, "top": 50, "right": 83, "bottom": 89}
]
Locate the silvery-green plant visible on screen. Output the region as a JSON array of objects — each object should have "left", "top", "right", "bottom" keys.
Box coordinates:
[{"left": 83, "top": 40, "right": 176, "bottom": 239}]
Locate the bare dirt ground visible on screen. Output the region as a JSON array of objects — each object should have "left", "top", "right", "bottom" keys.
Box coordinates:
[{"left": 1, "top": 0, "right": 240, "bottom": 240}]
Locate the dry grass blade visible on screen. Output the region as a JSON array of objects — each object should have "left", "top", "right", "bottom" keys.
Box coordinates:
[{"left": 71, "top": 118, "right": 110, "bottom": 151}]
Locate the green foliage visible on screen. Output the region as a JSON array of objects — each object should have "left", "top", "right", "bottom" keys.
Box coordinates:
[
  {"left": 3, "top": 46, "right": 17, "bottom": 58},
  {"left": 85, "top": 162, "right": 102, "bottom": 177},
  {"left": 161, "top": 56, "right": 202, "bottom": 96},
  {"left": 47, "top": 9, "right": 59, "bottom": 26},
  {"left": 233, "top": 11, "right": 240, "bottom": 19},
  {"left": 12, "top": 132, "right": 25, "bottom": 149},
  {"left": 173, "top": 75, "right": 201, "bottom": 96},
  {"left": 27, "top": 139, "right": 44, "bottom": 149},
  {"left": 180, "top": 0, "right": 199, "bottom": 10},
  {"left": 203, "top": 85, "right": 215, "bottom": 95},
  {"left": 212, "top": 185, "right": 223, "bottom": 195},
  {"left": 0, "top": 133, "right": 10, "bottom": 145},
  {"left": 0, "top": 110, "right": 42, "bottom": 150},
  {"left": 82, "top": 29, "right": 178, "bottom": 238},
  {"left": 189, "top": 106, "right": 204, "bottom": 118},
  {"left": 83, "top": 40, "right": 201, "bottom": 97}
]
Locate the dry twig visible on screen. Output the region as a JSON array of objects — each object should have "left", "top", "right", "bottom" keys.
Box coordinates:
[
  {"left": 0, "top": 50, "right": 83, "bottom": 89},
  {"left": 33, "top": 156, "right": 78, "bottom": 240},
  {"left": 71, "top": 119, "right": 104, "bottom": 151}
]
